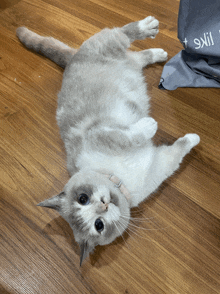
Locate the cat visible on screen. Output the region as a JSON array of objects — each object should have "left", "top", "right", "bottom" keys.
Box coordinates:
[{"left": 16, "top": 16, "right": 200, "bottom": 265}]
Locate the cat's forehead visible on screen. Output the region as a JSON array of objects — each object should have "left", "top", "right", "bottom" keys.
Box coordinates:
[
  {"left": 74, "top": 184, "right": 94, "bottom": 196},
  {"left": 93, "top": 185, "right": 110, "bottom": 199},
  {"left": 70, "top": 182, "right": 110, "bottom": 199}
]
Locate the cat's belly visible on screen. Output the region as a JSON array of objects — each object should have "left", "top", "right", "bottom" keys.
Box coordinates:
[
  {"left": 109, "top": 100, "right": 142, "bottom": 126},
  {"left": 108, "top": 83, "right": 150, "bottom": 126}
]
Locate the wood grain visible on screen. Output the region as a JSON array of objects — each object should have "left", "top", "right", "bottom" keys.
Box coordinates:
[{"left": 0, "top": 0, "right": 220, "bottom": 293}]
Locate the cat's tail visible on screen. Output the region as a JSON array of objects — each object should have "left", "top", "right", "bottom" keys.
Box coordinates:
[{"left": 16, "top": 27, "right": 77, "bottom": 68}]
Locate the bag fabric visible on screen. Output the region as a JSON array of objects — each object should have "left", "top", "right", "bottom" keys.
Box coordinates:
[{"left": 159, "top": 0, "right": 220, "bottom": 90}]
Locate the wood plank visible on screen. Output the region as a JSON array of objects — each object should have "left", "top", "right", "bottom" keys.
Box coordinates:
[{"left": 0, "top": 0, "right": 20, "bottom": 12}]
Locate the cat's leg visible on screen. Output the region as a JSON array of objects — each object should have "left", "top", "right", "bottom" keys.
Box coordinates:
[
  {"left": 126, "top": 117, "right": 158, "bottom": 141},
  {"left": 88, "top": 117, "right": 158, "bottom": 154},
  {"left": 146, "top": 134, "right": 200, "bottom": 195},
  {"left": 122, "top": 17, "right": 168, "bottom": 67},
  {"left": 16, "top": 27, "right": 77, "bottom": 68},
  {"left": 127, "top": 49, "right": 168, "bottom": 68},
  {"left": 79, "top": 16, "right": 160, "bottom": 58},
  {"left": 121, "top": 16, "right": 159, "bottom": 42}
]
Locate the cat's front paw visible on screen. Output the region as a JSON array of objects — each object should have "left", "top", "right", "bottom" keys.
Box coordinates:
[
  {"left": 138, "top": 16, "right": 159, "bottom": 39},
  {"left": 132, "top": 117, "right": 158, "bottom": 139}
]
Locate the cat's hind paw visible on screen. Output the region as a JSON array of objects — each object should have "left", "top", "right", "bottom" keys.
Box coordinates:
[
  {"left": 176, "top": 133, "right": 200, "bottom": 152},
  {"left": 149, "top": 48, "right": 168, "bottom": 63},
  {"left": 138, "top": 16, "right": 159, "bottom": 39}
]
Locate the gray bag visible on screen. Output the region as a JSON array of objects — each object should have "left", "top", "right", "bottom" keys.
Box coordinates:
[{"left": 159, "top": 0, "right": 220, "bottom": 90}]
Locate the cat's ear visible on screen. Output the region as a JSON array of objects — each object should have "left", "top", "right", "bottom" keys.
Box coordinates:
[
  {"left": 37, "top": 191, "right": 66, "bottom": 211},
  {"left": 79, "top": 241, "right": 95, "bottom": 266}
]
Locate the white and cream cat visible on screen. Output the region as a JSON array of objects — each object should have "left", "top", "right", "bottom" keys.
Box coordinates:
[{"left": 17, "top": 16, "right": 200, "bottom": 265}]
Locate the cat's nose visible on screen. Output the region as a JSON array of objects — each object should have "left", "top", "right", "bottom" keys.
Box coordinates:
[
  {"left": 95, "top": 198, "right": 108, "bottom": 213},
  {"left": 101, "top": 202, "right": 108, "bottom": 211},
  {"left": 101, "top": 198, "right": 108, "bottom": 210},
  {"left": 95, "top": 202, "right": 108, "bottom": 214}
]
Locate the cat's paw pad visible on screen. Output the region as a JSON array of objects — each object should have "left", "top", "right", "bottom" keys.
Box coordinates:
[
  {"left": 150, "top": 48, "right": 168, "bottom": 63},
  {"left": 138, "top": 16, "right": 159, "bottom": 39},
  {"left": 177, "top": 134, "right": 200, "bottom": 150}
]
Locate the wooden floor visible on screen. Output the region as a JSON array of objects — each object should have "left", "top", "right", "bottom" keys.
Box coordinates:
[{"left": 0, "top": 0, "right": 220, "bottom": 293}]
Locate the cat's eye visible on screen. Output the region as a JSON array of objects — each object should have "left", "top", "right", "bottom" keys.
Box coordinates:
[
  {"left": 78, "top": 193, "right": 90, "bottom": 205},
  {"left": 95, "top": 218, "right": 104, "bottom": 233}
]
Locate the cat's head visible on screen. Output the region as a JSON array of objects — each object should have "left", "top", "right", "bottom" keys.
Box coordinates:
[{"left": 37, "top": 171, "right": 130, "bottom": 265}]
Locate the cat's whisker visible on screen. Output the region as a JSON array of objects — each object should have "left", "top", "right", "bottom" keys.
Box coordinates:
[
  {"left": 126, "top": 220, "right": 170, "bottom": 232},
  {"left": 126, "top": 208, "right": 154, "bottom": 219},
  {"left": 121, "top": 213, "right": 170, "bottom": 231},
  {"left": 131, "top": 207, "right": 147, "bottom": 214},
  {"left": 121, "top": 214, "right": 155, "bottom": 223},
  {"left": 124, "top": 222, "right": 153, "bottom": 242},
  {"left": 117, "top": 218, "right": 138, "bottom": 244},
  {"left": 113, "top": 220, "right": 130, "bottom": 249},
  {"left": 119, "top": 217, "right": 148, "bottom": 242},
  {"left": 119, "top": 216, "right": 168, "bottom": 242}
]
